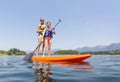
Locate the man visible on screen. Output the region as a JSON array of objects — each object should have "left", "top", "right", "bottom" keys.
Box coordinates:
[{"left": 36, "top": 17, "right": 46, "bottom": 56}]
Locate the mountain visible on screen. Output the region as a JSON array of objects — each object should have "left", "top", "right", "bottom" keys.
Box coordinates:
[{"left": 76, "top": 43, "right": 120, "bottom": 52}]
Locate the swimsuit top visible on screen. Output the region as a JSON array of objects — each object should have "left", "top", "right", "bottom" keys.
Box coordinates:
[{"left": 39, "top": 25, "right": 46, "bottom": 35}]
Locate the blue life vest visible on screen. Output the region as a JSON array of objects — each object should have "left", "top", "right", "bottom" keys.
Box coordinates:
[{"left": 45, "top": 28, "right": 53, "bottom": 38}]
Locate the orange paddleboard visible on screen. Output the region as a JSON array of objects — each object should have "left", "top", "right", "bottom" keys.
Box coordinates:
[{"left": 32, "top": 54, "right": 91, "bottom": 62}]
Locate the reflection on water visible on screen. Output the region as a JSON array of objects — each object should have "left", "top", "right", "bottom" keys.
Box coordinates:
[
  {"left": 70, "top": 62, "right": 93, "bottom": 71},
  {"left": 34, "top": 62, "right": 55, "bottom": 82},
  {"left": 33, "top": 61, "right": 93, "bottom": 82}
]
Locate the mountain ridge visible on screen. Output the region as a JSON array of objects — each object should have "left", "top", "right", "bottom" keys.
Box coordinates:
[{"left": 76, "top": 43, "right": 120, "bottom": 52}]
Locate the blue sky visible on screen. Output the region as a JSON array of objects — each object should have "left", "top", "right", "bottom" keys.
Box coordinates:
[{"left": 0, "top": 0, "right": 120, "bottom": 51}]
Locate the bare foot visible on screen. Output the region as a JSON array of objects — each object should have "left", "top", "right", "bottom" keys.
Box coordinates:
[
  {"left": 35, "top": 54, "right": 38, "bottom": 57},
  {"left": 42, "top": 55, "right": 45, "bottom": 57},
  {"left": 48, "top": 54, "right": 50, "bottom": 56}
]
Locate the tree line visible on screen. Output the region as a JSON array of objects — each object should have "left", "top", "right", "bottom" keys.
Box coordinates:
[
  {"left": 54, "top": 50, "right": 80, "bottom": 55},
  {"left": 80, "top": 50, "right": 120, "bottom": 55},
  {"left": 54, "top": 50, "right": 120, "bottom": 55},
  {"left": 0, "top": 48, "right": 26, "bottom": 55}
]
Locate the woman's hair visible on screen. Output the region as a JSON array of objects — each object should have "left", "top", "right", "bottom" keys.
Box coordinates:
[{"left": 46, "top": 21, "right": 51, "bottom": 27}]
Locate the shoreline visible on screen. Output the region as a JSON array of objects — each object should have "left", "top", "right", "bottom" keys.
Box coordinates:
[
  {"left": 0, "top": 54, "right": 17, "bottom": 56},
  {"left": 0, "top": 54, "right": 8, "bottom": 56}
]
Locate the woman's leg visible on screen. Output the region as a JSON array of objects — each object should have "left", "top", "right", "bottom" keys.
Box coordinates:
[{"left": 48, "top": 39, "right": 52, "bottom": 56}]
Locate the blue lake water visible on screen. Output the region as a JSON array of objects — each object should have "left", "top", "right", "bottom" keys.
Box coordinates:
[{"left": 0, "top": 55, "right": 120, "bottom": 82}]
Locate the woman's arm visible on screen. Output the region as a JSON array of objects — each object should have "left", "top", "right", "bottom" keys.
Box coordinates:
[{"left": 52, "top": 27, "right": 56, "bottom": 34}]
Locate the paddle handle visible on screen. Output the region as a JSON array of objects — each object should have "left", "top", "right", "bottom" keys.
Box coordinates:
[{"left": 54, "top": 19, "right": 62, "bottom": 29}]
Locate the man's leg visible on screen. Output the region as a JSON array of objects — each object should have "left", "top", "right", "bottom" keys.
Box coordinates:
[
  {"left": 42, "top": 38, "right": 48, "bottom": 57},
  {"left": 36, "top": 35, "right": 42, "bottom": 56}
]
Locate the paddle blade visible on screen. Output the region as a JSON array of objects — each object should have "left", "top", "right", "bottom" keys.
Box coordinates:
[{"left": 23, "top": 52, "right": 34, "bottom": 62}]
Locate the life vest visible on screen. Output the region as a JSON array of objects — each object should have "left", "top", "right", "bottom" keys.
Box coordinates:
[{"left": 45, "top": 28, "right": 53, "bottom": 38}]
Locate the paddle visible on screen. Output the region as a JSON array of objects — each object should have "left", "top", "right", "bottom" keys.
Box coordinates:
[
  {"left": 23, "top": 42, "right": 42, "bottom": 62},
  {"left": 54, "top": 19, "right": 62, "bottom": 28},
  {"left": 23, "top": 19, "right": 62, "bottom": 62}
]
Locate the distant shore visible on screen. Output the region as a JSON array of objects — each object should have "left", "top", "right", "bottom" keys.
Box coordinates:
[
  {"left": 0, "top": 54, "right": 16, "bottom": 56},
  {"left": 0, "top": 48, "right": 26, "bottom": 56},
  {"left": 0, "top": 54, "right": 8, "bottom": 56}
]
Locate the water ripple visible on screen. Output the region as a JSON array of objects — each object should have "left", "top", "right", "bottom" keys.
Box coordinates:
[{"left": 0, "top": 55, "right": 120, "bottom": 82}]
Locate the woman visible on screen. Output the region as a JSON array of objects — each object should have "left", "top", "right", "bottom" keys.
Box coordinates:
[{"left": 42, "top": 21, "right": 56, "bottom": 56}]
